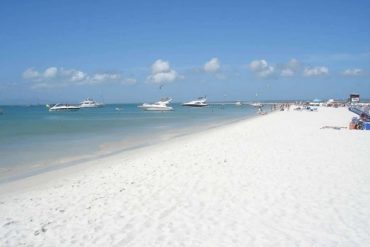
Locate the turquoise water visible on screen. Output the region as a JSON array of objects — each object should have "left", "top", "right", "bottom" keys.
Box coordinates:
[{"left": 0, "top": 103, "right": 257, "bottom": 182}]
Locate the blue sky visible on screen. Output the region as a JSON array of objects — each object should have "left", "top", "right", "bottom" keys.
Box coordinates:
[{"left": 0, "top": 0, "right": 369, "bottom": 104}]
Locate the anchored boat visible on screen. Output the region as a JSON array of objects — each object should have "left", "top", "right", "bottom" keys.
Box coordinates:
[
  {"left": 182, "top": 97, "right": 208, "bottom": 107},
  {"left": 49, "top": 104, "right": 80, "bottom": 112},
  {"left": 138, "top": 98, "right": 173, "bottom": 111}
]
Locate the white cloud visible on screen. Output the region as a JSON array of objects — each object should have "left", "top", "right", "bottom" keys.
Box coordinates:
[
  {"left": 303, "top": 66, "right": 329, "bottom": 77},
  {"left": 249, "top": 59, "right": 275, "bottom": 78},
  {"left": 249, "top": 58, "right": 301, "bottom": 78},
  {"left": 249, "top": 59, "right": 268, "bottom": 71},
  {"left": 149, "top": 70, "right": 178, "bottom": 84},
  {"left": 24, "top": 67, "right": 88, "bottom": 83},
  {"left": 204, "top": 57, "right": 221, "bottom": 73},
  {"left": 342, "top": 68, "right": 366, "bottom": 76},
  {"left": 43, "top": 67, "right": 58, "bottom": 78},
  {"left": 151, "top": 59, "right": 171, "bottom": 74},
  {"left": 286, "top": 58, "right": 300, "bottom": 69},
  {"left": 90, "top": 73, "right": 121, "bottom": 84},
  {"left": 22, "top": 68, "right": 40, "bottom": 80},
  {"left": 281, "top": 68, "right": 294, "bottom": 77},
  {"left": 147, "top": 59, "right": 180, "bottom": 84},
  {"left": 60, "top": 69, "right": 87, "bottom": 82},
  {"left": 72, "top": 71, "right": 87, "bottom": 82},
  {"left": 281, "top": 58, "right": 301, "bottom": 77},
  {"left": 249, "top": 58, "right": 331, "bottom": 79},
  {"left": 23, "top": 67, "right": 136, "bottom": 88}
]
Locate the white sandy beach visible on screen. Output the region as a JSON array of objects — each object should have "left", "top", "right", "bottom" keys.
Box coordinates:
[{"left": 1, "top": 107, "right": 370, "bottom": 246}]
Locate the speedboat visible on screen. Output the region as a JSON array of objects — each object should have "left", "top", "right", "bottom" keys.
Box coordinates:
[
  {"left": 235, "top": 101, "right": 242, "bottom": 106},
  {"left": 49, "top": 104, "right": 80, "bottom": 112},
  {"left": 138, "top": 98, "right": 173, "bottom": 111},
  {"left": 182, "top": 97, "right": 208, "bottom": 107},
  {"left": 79, "top": 98, "right": 103, "bottom": 108}
]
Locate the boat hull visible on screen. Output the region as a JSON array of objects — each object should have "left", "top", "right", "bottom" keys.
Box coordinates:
[
  {"left": 182, "top": 104, "right": 208, "bottom": 107},
  {"left": 140, "top": 106, "right": 173, "bottom": 111},
  {"left": 80, "top": 105, "right": 103, "bottom": 108},
  {"left": 49, "top": 107, "right": 80, "bottom": 112}
]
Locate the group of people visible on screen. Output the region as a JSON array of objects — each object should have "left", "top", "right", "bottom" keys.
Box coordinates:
[
  {"left": 350, "top": 116, "right": 366, "bottom": 130},
  {"left": 270, "top": 103, "right": 292, "bottom": 111},
  {"left": 349, "top": 106, "right": 369, "bottom": 130}
]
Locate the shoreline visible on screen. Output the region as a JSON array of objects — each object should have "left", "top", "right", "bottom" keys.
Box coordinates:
[
  {"left": 1, "top": 107, "right": 370, "bottom": 246},
  {"left": 0, "top": 110, "right": 263, "bottom": 189}
]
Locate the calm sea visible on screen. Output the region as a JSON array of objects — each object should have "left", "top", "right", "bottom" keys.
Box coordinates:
[{"left": 0, "top": 103, "right": 258, "bottom": 182}]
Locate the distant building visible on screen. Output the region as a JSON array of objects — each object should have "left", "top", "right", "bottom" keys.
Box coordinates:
[{"left": 349, "top": 93, "right": 360, "bottom": 103}]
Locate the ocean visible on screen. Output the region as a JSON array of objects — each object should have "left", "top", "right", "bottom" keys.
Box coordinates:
[{"left": 0, "top": 103, "right": 258, "bottom": 183}]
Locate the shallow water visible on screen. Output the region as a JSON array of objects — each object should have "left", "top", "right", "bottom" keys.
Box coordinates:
[{"left": 0, "top": 103, "right": 258, "bottom": 182}]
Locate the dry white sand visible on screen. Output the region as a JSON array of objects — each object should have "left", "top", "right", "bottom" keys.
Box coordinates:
[{"left": 1, "top": 107, "right": 370, "bottom": 246}]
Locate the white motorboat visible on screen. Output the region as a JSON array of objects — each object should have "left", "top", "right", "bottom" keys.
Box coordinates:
[
  {"left": 182, "top": 97, "right": 208, "bottom": 107},
  {"left": 49, "top": 104, "right": 80, "bottom": 112},
  {"left": 251, "top": 102, "right": 263, "bottom": 107},
  {"left": 138, "top": 98, "right": 173, "bottom": 111},
  {"left": 79, "top": 98, "right": 103, "bottom": 108},
  {"left": 235, "top": 101, "right": 242, "bottom": 106}
]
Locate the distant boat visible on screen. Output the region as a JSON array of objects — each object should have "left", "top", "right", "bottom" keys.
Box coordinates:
[
  {"left": 80, "top": 98, "right": 103, "bottom": 108},
  {"left": 182, "top": 97, "right": 208, "bottom": 107},
  {"left": 251, "top": 102, "right": 263, "bottom": 107},
  {"left": 46, "top": 104, "right": 56, "bottom": 108},
  {"left": 235, "top": 101, "right": 242, "bottom": 106},
  {"left": 49, "top": 104, "right": 80, "bottom": 112},
  {"left": 138, "top": 97, "right": 173, "bottom": 111}
]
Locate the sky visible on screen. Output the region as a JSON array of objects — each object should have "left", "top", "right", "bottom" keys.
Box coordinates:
[{"left": 0, "top": 0, "right": 369, "bottom": 104}]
